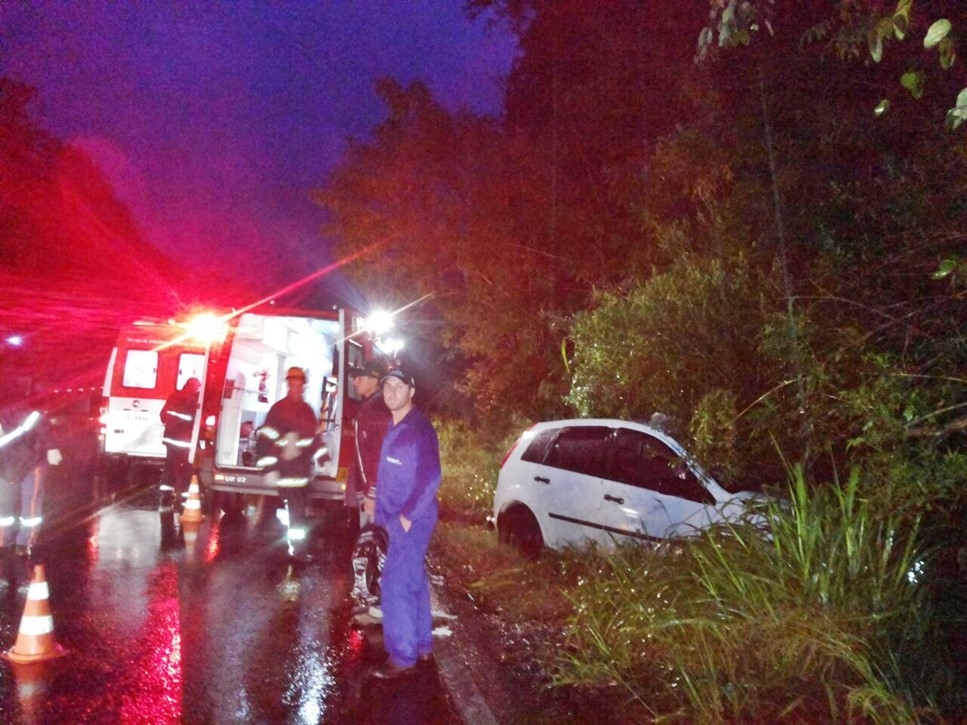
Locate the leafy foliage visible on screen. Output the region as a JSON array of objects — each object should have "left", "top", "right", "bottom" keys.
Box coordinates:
[
  {"left": 699, "top": 1, "right": 967, "bottom": 128},
  {"left": 316, "top": 2, "right": 708, "bottom": 424},
  {"left": 347, "top": 4, "right": 967, "bottom": 721},
  {"left": 566, "top": 256, "right": 782, "bottom": 485}
]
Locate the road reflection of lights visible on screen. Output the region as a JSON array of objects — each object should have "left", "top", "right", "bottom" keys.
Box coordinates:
[
  {"left": 278, "top": 573, "right": 301, "bottom": 601},
  {"left": 346, "top": 628, "right": 366, "bottom": 660},
  {"left": 119, "top": 562, "right": 183, "bottom": 723},
  {"left": 204, "top": 523, "right": 220, "bottom": 563},
  {"left": 293, "top": 652, "right": 335, "bottom": 725}
]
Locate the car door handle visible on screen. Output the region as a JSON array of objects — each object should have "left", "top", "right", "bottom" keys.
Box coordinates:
[
  {"left": 604, "top": 494, "right": 624, "bottom": 504},
  {"left": 534, "top": 475, "right": 550, "bottom": 484}
]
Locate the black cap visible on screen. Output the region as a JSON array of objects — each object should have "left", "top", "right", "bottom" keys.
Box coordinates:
[
  {"left": 379, "top": 367, "right": 415, "bottom": 388},
  {"left": 350, "top": 359, "right": 387, "bottom": 379}
]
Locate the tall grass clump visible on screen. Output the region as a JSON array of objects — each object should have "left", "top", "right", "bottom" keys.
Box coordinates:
[
  {"left": 436, "top": 418, "right": 526, "bottom": 519},
  {"left": 557, "top": 468, "right": 958, "bottom": 724}
]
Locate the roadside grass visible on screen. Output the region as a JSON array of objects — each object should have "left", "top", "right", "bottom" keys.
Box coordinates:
[
  {"left": 434, "top": 418, "right": 521, "bottom": 519},
  {"left": 434, "top": 425, "right": 967, "bottom": 724},
  {"left": 556, "top": 468, "right": 963, "bottom": 724},
  {"left": 431, "top": 519, "right": 580, "bottom": 624},
  {"left": 433, "top": 417, "right": 585, "bottom": 622}
]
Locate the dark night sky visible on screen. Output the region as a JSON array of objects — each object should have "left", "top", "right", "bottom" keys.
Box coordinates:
[{"left": 0, "top": 1, "right": 517, "bottom": 293}]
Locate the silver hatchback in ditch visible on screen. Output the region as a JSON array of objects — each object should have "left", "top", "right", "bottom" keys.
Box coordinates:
[{"left": 493, "top": 419, "right": 763, "bottom": 557}]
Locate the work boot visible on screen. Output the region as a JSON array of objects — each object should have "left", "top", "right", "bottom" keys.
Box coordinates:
[{"left": 158, "top": 485, "right": 176, "bottom": 513}]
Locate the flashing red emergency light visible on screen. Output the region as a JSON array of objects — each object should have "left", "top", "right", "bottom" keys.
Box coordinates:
[{"left": 182, "top": 312, "right": 229, "bottom": 345}]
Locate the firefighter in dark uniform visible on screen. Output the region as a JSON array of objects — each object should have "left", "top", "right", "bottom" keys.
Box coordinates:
[
  {"left": 345, "top": 357, "right": 390, "bottom": 536},
  {"left": 159, "top": 377, "right": 201, "bottom": 514},
  {"left": 256, "top": 366, "right": 321, "bottom": 560},
  {"left": 0, "top": 400, "right": 62, "bottom": 561},
  {"left": 345, "top": 358, "right": 391, "bottom": 616}
]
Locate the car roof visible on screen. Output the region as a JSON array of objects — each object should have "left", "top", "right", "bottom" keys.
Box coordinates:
[{"left": 527, "top": 418, "right": 683, "bottom": 451}]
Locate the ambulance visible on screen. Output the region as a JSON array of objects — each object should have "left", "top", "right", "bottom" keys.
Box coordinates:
[
  {"left": 100, "top": 304, "right": 376, "bottom": 510},
  {"left": 99, "top": 316, "right": 213, "bottom": 483}
]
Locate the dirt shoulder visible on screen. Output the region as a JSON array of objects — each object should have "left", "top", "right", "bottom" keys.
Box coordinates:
[{"left": 428, "top": 519, "right": 652, "bottom": 725}]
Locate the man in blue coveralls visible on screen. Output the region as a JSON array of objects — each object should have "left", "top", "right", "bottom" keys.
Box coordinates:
[{"left": 370, "top": 366, "right": 441, "bottom": 680}]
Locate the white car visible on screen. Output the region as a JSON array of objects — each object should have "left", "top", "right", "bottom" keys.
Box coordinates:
[{"left": 493, "top": 419, "right": 764, "bottom": 556}]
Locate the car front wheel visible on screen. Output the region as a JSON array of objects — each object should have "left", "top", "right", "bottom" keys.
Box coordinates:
[{"left": 498, "top": 506, "right": 543, "bottom": 559}]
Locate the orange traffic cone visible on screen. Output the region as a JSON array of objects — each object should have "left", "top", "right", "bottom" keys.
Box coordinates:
[
  {"left": 180, "top": 475, "right": 205, "bottom": 524},
  {"left": 4, "top": 564, "right": 67, "bottom": 664}
]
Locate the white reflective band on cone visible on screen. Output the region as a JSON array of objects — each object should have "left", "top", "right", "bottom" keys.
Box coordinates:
[
  {"left": 18, "top": 614, "right": 54, "bottom": 636},
  {"left": 27, "top": 581, "right": 50, "bottom": 601}
]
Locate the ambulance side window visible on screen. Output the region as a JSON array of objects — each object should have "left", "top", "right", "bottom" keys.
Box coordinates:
[
  {"left": 122, "top": 350, "right": 159, "bottom": 389},
  {"left": 176, "top": 353, "right": 206, "bottom": 390}
]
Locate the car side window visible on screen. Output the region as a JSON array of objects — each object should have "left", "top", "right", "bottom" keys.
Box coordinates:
[
  {"left": 542, "top": 426, "right": 611, "bottom": 477},
  {"left": 608, "top": 428, "right": 714, "bottom": 504},
  {"left": 520, "top": 429, "right": 557, "bottom": 464}
]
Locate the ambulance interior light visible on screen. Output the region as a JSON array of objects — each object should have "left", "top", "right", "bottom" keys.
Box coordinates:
[{"left": 364, "top": 309, "right": 393, "bottom": 336}]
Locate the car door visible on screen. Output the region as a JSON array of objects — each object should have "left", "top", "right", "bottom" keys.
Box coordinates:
[
  {"left": 603, "top": 426, "right": 717, "bottom": 542},
  {"left": 536, "top": 425, "right": 619, "bottom": 548}
]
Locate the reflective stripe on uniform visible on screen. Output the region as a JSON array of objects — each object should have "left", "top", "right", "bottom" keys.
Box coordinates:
[
  {"left": 276, "top": 477, "right": 309, "bottom": 487},
  {"left": 162, "top": 437, "right": 193, "bottom": 448},
  {"left": 0, "top": 410, "right": 40, "bottom": 451}
]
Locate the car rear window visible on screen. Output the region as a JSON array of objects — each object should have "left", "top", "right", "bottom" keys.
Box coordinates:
[
  {"left": 542, "top": 426, "right": 611, "bottom": 477},
  {"left": 520, "top": 428, "right": 557, "bottom": 464}
]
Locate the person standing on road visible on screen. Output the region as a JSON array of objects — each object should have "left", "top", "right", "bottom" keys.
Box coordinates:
[
  {"left": 159, "top": 377, "right": 201, "bottom": 514},
  {"left": 346, "top": 357, "right": 391, "bottom": 617},
  {"left": 371, "top": 366, "right": 441, "bottom": 680},
  {"left": 0, "top": 398, "right": 62, "bottom": 561},
  {"left": 345, "top": 358, "right": 390, "bottom": 535},
  {"left": 256, "top": 366, "right": 320, "bottom": 561}
]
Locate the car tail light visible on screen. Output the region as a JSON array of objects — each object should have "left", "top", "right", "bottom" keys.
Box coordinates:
[
  {"left": 499, "top": 441, "right": 519, "bottom": 469},
  {"left": 499, "top": 425, "right": 536, "bottom": 469}
]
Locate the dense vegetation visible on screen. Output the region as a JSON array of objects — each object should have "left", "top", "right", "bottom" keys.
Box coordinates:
[
  {"left": 321, "top": 2, "right": 967, "bottom": 722},
  {"left": 4, "top": 1, "right": 965, "bottom": 720}
]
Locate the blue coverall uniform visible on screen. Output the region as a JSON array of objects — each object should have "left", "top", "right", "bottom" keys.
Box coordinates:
[{"left": 373, "top": 406, "right": 441, "bottom": 668}]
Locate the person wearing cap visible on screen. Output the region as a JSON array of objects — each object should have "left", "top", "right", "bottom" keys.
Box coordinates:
[
  {"left": 256, "top": 366, "right": 321, "bottom": 560},
  {"left": 370, "top": 366, "right": 442, "bottom": 680},
  {"left": 345, "top": 358, "right": 390, "bottom": 534},
  {"left": 158, "top": 377, "right": 201, "bottom": 515},
  {"left": 346, "top": 357, "right": 391, "bottom": 618}
]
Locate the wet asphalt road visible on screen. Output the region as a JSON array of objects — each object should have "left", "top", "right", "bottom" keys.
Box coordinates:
[{"left": 0, "top": 478, "right": 461, "bottom": 724}]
